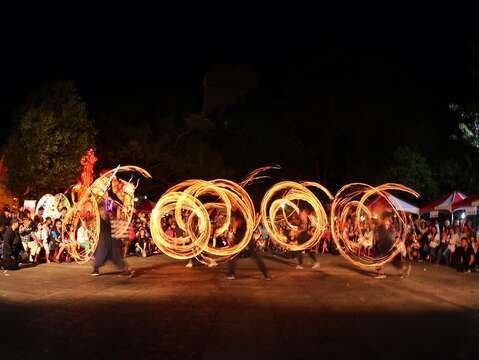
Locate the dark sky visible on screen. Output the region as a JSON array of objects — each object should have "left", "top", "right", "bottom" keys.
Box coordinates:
[{"left": 1, "top": 28, "right": 477, "bottom": 131}]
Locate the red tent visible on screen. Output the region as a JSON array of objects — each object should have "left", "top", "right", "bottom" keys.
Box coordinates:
[
  {"left": 452, "top": 194, "right": 479, "bottom": 211},
  {"left": 136, "top": 200, "right": 156, "bottom": 213},
  {"left": 419, "top": 191, "right": 467, "bottom": 214}
]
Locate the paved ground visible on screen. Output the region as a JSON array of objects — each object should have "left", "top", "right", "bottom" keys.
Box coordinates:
[{"left": 1, "top": 253, "right": 479, "bottom": 360}]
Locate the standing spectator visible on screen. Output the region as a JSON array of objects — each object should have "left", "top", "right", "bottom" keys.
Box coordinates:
[
  {"left": 0, "top": 206, "right": 12, "bottom": 227},
  {"left": 426, "top": 226, "right": 440, "bottom": 262},
  {"left": 1, "top": 219, "right": 21, "bottom": 270}
]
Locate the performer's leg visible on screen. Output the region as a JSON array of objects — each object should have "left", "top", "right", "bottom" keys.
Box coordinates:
[
  {"left": 252, "top": 247, "right": 270, "bottom": 278},
  {"left": 296, "top": 252, "right": 304, "bottom": 269},
  {"left": 111, "top": 246, "right": 128, "bottom": 271},
  {"left": 93, "top": 250, "right": 108, "bottom": 273},
  {"left": 375, "top": 266, "right": 386, "bottom": 278},
  {"left": 308, "top": 251, "right": 320, "bottom": 269},
  {"left": 227, "top": 257, "right": 238, "bottom": 279}
]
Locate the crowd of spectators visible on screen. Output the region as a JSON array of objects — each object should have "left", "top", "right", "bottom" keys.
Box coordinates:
[
  {"left": 0, "top": 205, "right": 155, "bottom": 270},
  {"left": 1, "top": 202, "right": 478, "bottom": 274}
]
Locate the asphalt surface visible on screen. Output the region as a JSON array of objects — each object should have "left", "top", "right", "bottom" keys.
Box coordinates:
[{"left": 1, "top": 253, "right": 479, "bottom": 360}]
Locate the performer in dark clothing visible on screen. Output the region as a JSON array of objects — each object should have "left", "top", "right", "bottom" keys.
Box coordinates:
[
  {"left": 91, "top": 208, "right": 134, "bottom": 277},
  {"left": 1, "top": 219, "right": 21, "bottom": 270},
  {"left": 227, "top": 244, "right": 271, "bottom": 280},
  {"left": 295, "top": 209, "right": 320, "bottom": 270},
  {"left": 374, "top": 218, "right": 395, "bottom": 278},
  {"left": 227, "top": 214, "right": 271, "bottom": 280}
]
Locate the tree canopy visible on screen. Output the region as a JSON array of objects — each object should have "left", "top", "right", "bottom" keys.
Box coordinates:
[{"left": 5, "top": 81, "right": 96, "bottom": 197}]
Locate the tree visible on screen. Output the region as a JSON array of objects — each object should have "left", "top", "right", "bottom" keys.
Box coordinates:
[
  {"left": 96, "top": 112, "right": 227, "bottom": 195},
  {"left": 449, "top": 103, "right": 479, "bottom": 148},
  {"left": 387, "top": 147, "right": 438, "bottom": 202},
  {"left": 5, "top": 81, "right": 96, "bottom": 197}
]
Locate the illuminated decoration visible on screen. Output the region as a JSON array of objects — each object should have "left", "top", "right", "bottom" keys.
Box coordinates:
[
  {"left": 71, "top": 148, "right": 97, "bottom": 204},
  {"left": 329, "top": 183, "right": 419, "bottom": 269},
  {"left": 62, "top": 165, "right": 151, "bottom": 263},
  {"left": 260, "top": 181, "right": 333, "bottom": 251},
  {"left": 104, "top": 196, "right": 114, "bottom": 212},
  {"left": 62, "top": 195, "right": 100, "bottom": 262},
  {"left": 36, "top": 194, "right": 56, "bottom": 217},
  {"left": 36, "top": 193, "right": 71, "bottom": 219},
  {"left": 90, "top": 166, "right": 149, "bottom": 238},
  {"left": 55, "top": 193, "right": 71, "bottom": 213}
]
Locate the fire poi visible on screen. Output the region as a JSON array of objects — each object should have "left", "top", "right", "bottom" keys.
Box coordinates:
[{"left": 149, "top": 165, "right": 419, "bottom": 269}]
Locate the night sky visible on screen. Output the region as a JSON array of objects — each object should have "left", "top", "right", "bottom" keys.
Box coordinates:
[{"left": 1, "top": 30, "right": 476, "bottom": 122}]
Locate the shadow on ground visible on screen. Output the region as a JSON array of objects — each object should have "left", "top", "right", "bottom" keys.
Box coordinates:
[{"left": 2, "top": 300, "right": 478, "bottom": 360}]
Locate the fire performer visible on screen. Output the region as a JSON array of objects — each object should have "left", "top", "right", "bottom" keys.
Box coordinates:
[
  {"left": 295, "top": 208, "right": 321, "bottom": 270},
  {"left": 226, "top": 213, "right": 271, "bottom": 280},
  {"left": 91, "top": 207, "right": 135, "bottom": 277},
  {"left": 374, "top": 217, "right": 395, "bottom": 279}
]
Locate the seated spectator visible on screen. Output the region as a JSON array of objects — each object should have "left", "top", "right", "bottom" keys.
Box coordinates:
[
  {"left": 56, "top": 226, "right": 74, "bottom": 262},
  {"left": 77, "top": 220, "right": 90, "bottom": 255},
  {"left": 437, "top": 227, "right": 451, "bottom": 265},
  {"left": 411, "top": 232, "right": 421, "bottom": 260},
  {"left": 50, "top": 219, "right": 63, "bottom": 261},
  {"left": 472, "top": 237, "right": 479, "bottom": 272},
  {"left": 456, "top": 237, "right": 474, "bottom": 273},
  {"left": 19, "top": 217, "right": 35, "bottom": 262},
  {"left": 32, "top": 222, "right": 46, "bottom": 263},
  {"left": 135, "top": 227, "right": 150, "bottom": 257}
]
